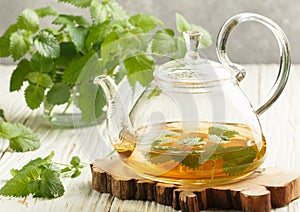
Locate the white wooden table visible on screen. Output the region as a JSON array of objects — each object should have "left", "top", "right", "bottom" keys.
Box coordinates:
[{"left": 0, "top": 64, "right": 299, "bottom": 212}]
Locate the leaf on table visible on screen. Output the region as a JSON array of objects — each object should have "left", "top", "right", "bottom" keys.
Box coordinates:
[
  {"left": 58, "top": 0, "right": 92, "bottom": 8},
  {"left": 10, "top": 59, "right": 31, "bottom": 91},
  {"left": 17, "top": 9, "right": 40, "bottom": 33},
  {"left": 66, "top": 25, "right": 89, "bottom": 51},
  {"left": 9, "top": 128, "right": 40, "bottom": 152},
  {"left": 34, "top": 7, "right": 58, "bottom": 18},
  {"left": 34, "top": 31, "right": 60, "bottom": 58},
  {"left": 0, "top": 165, "right": 39, "bottom": 197},
  {"left": 9, "top": 32, "right": 31, "bottom": 61},
  {"left": 0, "top": 122, "right": 40, "bottom": 152},
  {"left": 24, "top": 84, "right": 45, "bottom": 109},
  {"left": 0, "top": 152, "right": 65, "bottom": 198},
  {"left": 46, "top": 83, "right": 70, "bottom": 105},
  {"left": 30, "top": 168, "right": 64, "bottom": 198},
  {"left": 129, "top": 13, "right": 164, "bottom": 32}
]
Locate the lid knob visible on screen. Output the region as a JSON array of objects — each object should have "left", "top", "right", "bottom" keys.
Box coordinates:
[{"left": 183, "top": 31, "right": 203, "bottom": 52}]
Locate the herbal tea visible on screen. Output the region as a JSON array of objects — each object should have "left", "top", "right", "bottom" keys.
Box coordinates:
[{"left": 115, "top": 121, "right": 266, "bottom": 184}]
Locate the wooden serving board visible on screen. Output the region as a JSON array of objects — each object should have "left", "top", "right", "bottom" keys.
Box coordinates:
[{"left": 90, "top": 157, "right": 300, "bottom": 212}]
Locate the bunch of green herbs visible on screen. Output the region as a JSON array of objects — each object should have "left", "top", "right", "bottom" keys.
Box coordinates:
[{"left": 0, "top": 0, "right": 211, "bottom": 124}]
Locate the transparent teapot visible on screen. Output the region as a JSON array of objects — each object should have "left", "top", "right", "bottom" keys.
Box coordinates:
[{"left": 94, "top": 13, "right": 291, "bottom": 185}]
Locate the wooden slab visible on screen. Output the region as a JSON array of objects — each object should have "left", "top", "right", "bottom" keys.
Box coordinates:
[{"left": 90, "top": 157, "right": 300, "bottom": 212}]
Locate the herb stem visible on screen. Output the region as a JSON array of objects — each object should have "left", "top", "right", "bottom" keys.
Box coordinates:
[
  {"left": 62, "top": 98, "right": 73, "bottom": 114},
  {"left": 211, "top": 160, "right": 216, "bottom": 181}
]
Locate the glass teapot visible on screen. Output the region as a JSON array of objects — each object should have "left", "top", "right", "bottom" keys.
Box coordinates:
[{"left": 94, "top": 13, "right": 291, "bottom": 185}]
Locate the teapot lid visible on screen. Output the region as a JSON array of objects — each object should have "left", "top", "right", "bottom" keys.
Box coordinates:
[{"left": 154, "top": 31, "right": 233, "bottom": 90}]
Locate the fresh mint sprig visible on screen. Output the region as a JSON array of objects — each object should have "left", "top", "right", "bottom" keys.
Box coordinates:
[{"left": 0, "top": 151, "right": 85, "bottom": 198}]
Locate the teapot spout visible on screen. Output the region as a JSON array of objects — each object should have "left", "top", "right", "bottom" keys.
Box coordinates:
[{"left": 94, "top": 75, "right": 135, "bottom": 152}]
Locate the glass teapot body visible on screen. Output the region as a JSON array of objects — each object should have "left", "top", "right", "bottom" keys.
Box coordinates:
[
  {"left": 126, "top": 64, "right": 266, "bottom": 184},
  {"left": 95, "top": 13, "right": 290, "bottom": 185}
]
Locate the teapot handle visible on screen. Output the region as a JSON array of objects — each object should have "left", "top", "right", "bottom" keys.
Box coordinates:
[{"left": 216, "top": 13, "right": 291, "bottom": 116}]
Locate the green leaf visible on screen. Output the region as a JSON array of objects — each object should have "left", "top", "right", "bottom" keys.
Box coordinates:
[
  {"left": 24, "top": 84, "right": 45, "bottom": 109},
  {"left": 46, "top": 83, "right": 70, "bottom": 105},
  {"left": 52, "top": 15, "right": 90, "bottom": 27},
  {"left": 147, "top": 86, "right": 162, "bottom": 99},
  {"left": 34, "top": 7, "right": 58, "bottom": 18},
  {"left": 208, "top": 126, "right": 239, "bottom": 139},
  {"left": 55, "top": 42, "right": 79, "bottom": 68},
  {"left": 181, "top": 154, "right": 202, "bottom": 170},
  {"left": 71, "top": 169, "right": 81, "bottom": 178},
  {"left": 34, "top": 31, "right": 60, "bottom": 58},
  {"left": 0, "top": 152, "right": 67, "bottom": 199},
  {"left": 129, "top": 14, "right": 164, "bottom": 32},
  {"left": 32, "top": 168, "right": 64, "bottom": 198},
  {"left": 8, "top": 124, "right": 40, "bottom": 152},
  {"left": 222, "top": 146, "right": 257, "bottom": 176},
  {"left": 9, "top": 32, "right": 30, "bottom": 61},
  {"left": 90, "top": 0, "right": 107, "bottom": 24},
  {"left": 62, "top": 51, "right": 96, "bottom": 86},
  {"left": 78, "top": 82, "right": 106, "bottom": 124},
  {"left": 0, "top": 36, "right": 11, "bottom": 57},
  {"left": 176, "top": 13, "right": 190, "bottom": 33},
  {"left": 66, "top": 25, "right": 88, "bottom": 51},
  {"left": 17, "top": 9, "right": 40, "bottom": 33},
  {"left": 10, "top": 59, "right": 31, "bottom": 91},
  {"left": 58, "top": 0, "right": 92, "bottom": 8},
  {"left": 175, "top": 13, "right": 212, "bottom": 48},
  {"left": 86, "top": 22, "right": 112, "bottom": 50},
  {"left": 124, "top": 54, "right": 154, "bottom": 87},
  {"left": 151, "top": 31, "right": 178, "bottom": 55},
  {"left": 102, "top": 0, "right": 128, "bottom": 20},
  {"left": 0, "top": 165, "right": 39, "bottom": 197},
  {"left": 0, "top": 109, "right": 6, "bottom": 122},
  {"left": 70, "top": 156, "right": 80, "bottom": 167},
  {"left": 30, "top": 53, "right": 54, "bottom": 73},
  {"left": 27, "top": 72, "right": 53, "bottom": 88},
  {"left": 177, "top": 137, "right": 206, "bottom": 146}
]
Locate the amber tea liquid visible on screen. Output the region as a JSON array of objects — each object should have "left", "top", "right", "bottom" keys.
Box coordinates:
[{"left": 115, "top": 121, "right": 266, "bottom": 185}]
